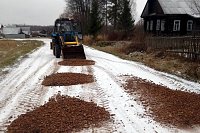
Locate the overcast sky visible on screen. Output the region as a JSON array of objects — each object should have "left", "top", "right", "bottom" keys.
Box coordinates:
[
  {"left": 135, "top": 0, "right": 147, "bottom": 21},
  {"left": 0, "top": 0, "right": 147, "bottom": 26},
  {"left": 0, "top": 0, "right": 66, "bottom": 25}
]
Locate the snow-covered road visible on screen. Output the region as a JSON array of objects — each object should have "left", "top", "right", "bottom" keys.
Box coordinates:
[{"left": 0, "top": 39, "right": 200, "bottom": 133}]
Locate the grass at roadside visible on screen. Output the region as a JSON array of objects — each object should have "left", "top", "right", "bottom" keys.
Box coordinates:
[
  {"left": 0, "top": 40, "right": 43, "bottom": 70},
  {"left": 90, "top": 41, "right": 200, "bottom": 81}
]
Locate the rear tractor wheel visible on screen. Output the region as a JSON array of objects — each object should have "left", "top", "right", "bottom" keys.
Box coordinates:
[{"left": 55, "top": 44, "right": 61, "bottom": 58}]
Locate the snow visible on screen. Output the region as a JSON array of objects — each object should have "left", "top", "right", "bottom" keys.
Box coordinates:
[
  {"left": 141, "top": 0, "right": 200, "bottom": 18},
  {"left": 84, "top": 46, "right": 200, "bottom": 93},
  {"left": 92, "top": 66, "right": 171, "bottom": 133},
  {"left": 0, "top": 39, "right": 57, "bottom": 130},
  {"left": 0, "top": 39, "right": 200, "bottom": 132}
]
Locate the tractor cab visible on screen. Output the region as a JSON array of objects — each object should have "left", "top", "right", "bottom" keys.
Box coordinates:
[
  {"left": 51, "top": 18, "right": 85, "bottom": 59},
  {"left": 54, "top": 18, "right": 82, "bottom": 42}
]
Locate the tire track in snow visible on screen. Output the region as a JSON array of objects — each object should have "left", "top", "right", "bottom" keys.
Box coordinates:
[
  {"left": 0, "top": 44, "right": 49, "bottom": 102},
  {"left": 85, "top": 46, "right": 200, "bottom": 132},
  {"left": 0, "top": 46, "right": 53, "bottom": 105},
  {"left": 1, "top": 41, "right": 199, "bottom": 132},
  {"left": 85, "top": 46, "right": 200, "bottom": 93},
  {"left": 0, "top": 40, "right": 60, "bottom": 132},
  {"left": 0, "top": 86, "right": 46, "bottom": 131},
  {"left": 92, "top": 65, "right": 181, "bottom": 133},
  {"left": 92, "top": 65, "right": 145, "bottom": 133},
  {"left": 46, "top": 65, "right": 115, "bottom": 133}
]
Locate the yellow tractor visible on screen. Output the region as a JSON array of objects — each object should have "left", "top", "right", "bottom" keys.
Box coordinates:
[{"left": 51, "top": 18, "right": 86, "bottom": 59}]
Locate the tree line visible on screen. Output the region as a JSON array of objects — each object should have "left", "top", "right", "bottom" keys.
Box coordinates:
[{"left": 61, "top": 0, "right": 135, "bottom": 36}]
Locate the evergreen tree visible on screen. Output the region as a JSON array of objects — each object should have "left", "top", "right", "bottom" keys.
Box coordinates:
[
  {"left": 119, "top": 0, "right": 134, "bottom": 32},
  {"left": 107, "top": 0, "right": 122, "bottom": 30},
  {"left": 64, "top": 0, "right": 135, "bottom": 36},
  {"left": 89, "top": 0, "right": 103, "bottom": 36}
]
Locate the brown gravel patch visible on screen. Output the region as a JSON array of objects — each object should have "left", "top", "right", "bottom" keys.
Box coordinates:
[
  {"left": 124, "top": 76, "right": 200, "bottom": 128},
  {"left": 42, "top": 73, "right": 94, "bottom": 86},
  {"left": 58, "top": 59, "right": 95, "bottom": 66},
  {"left": 7, "top": 94, "right": 110, "bottom": 133}
]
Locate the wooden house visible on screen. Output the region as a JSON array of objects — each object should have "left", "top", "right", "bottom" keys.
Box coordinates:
[{"left": 141, "top": 0, "right": 200, "bottom": 36}]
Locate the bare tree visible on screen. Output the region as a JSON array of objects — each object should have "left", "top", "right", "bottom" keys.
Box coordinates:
[
  {"left": 63, "top": 0, "right": 90, "bottom": 34},
  {"left": 63, "top": 0, "right": 107, "bottom": 34},
  {"left": 190, "top": 0, "right": 200, "bottom": 15},
  {"left": 193, "top": 0, "right": 200, "bottom": 14},
  {"left": 62, "top": 0, "right": 136, "bottom": 35}
]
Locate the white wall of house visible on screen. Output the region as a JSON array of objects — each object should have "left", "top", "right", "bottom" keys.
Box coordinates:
[{"left": 3, "top": 27, "right": 20, "bottom": 34}]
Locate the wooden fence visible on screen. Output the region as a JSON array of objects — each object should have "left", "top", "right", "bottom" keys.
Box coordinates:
[{"left": 147, "top": 36, "right": 200, "bottom": 60}]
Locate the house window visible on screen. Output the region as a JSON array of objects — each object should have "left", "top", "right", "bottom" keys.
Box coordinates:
[
  {"left": 187, "top": 20, "right": 193, "bottom": 31},
  {"left": 156, "top": 20, "right": 160, "bottom": 30},
  {"left": 146, "top": 21, "right": 149, "bottom": 31},
  {"left": 161, "top": 20, "right": 165, "bottom": 31},
  {"left": 173, "top": 20, "right": 181, "bottom": 31},
  {"left": 150, "top": 20, "right": 153, "bottom": 31}
]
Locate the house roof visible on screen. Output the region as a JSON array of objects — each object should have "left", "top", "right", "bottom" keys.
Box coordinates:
[
  {"left": 141, "top": 0, "right": 200, "bottom": 18},
  {"left": 158, "top": 0, "right": 200, "bottom": 18}
]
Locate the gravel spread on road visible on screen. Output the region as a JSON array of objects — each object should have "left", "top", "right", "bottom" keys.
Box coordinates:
[
  {"left": 58, "top": 59, "right": 95, "bottom": 66},
  {"left": 124, "top": 76, "right": 200, "bottom": 128},
  {"left": 42, "top": 73, "right": 94, "bottom": 86},
  {"left": 7, "top": 94, "right": 110, "bottom": 133}
]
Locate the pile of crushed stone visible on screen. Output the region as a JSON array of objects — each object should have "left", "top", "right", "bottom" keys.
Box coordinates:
[
  {"left": 124, "top": 76, "right": 200, "bottom": 128},
  {"left": 42, "top": 73, "right": 94, "bottom": 86},
  {"left": 7, "top": 94, "right": 110, "bottom": 133},
  {"left": 58, "top": 59, "right": 95, "bottom": 66}
]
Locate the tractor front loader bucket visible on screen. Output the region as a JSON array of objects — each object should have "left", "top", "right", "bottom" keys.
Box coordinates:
[{"left": 62, "top": 45, "right": 86, "bottom": 59}]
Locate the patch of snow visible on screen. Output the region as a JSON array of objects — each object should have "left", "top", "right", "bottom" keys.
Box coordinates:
[{"left": 84, "top": 46, "right": 200, "bottom": 94}]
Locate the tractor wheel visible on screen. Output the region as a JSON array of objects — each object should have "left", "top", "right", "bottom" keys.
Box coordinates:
[
  {"left": 55, "top": 44, "right": 61, "bottom": 58},
  {"left": 53, "top": 46, "right": 56, "bottom": 56},
  {"left": 50, "top": 42, "right": 53, "bottom": 49}
]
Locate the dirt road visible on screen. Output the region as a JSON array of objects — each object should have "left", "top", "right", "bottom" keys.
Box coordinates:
[{"left": 0, "top": 39, "right": 200, "bottom": 133}]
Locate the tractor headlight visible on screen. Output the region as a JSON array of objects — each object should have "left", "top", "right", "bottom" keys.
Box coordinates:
[{"left": 78, "top": 34, "right": 83, "bottom": 40}]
